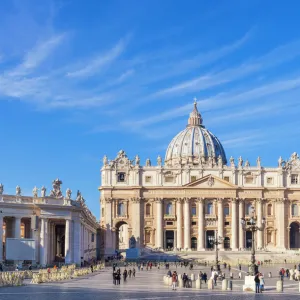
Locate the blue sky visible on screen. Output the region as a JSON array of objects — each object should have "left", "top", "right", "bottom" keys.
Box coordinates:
[{"left": 1, "top": 0, "right": 300, "bottom": 219}]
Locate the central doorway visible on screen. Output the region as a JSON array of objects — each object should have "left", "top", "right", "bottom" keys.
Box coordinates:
[
  {"left": 290, "top": 222, "right": 300, "bottom": 249},
  {"left": 165, "top": 230, "right": 174, "bottom": 249},
  {"left": 246, "top": 231, "right": 253, "bottom": 249},
  {"left": 206, "top": 230, "right": 215, "bottom": 249}
]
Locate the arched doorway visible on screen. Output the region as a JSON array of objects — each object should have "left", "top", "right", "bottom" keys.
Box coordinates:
[
  {"left": 191, "top": 237, "right": 197, "bottom": 250},
  {"left": 115, "top": 221, "right": 129, "bottom": 250},
  {"left": 224, "top": 237, "right": 230, "bottom": 249},
  {"left": 290, "top": 222, "right": 300, "bottom": 249}
]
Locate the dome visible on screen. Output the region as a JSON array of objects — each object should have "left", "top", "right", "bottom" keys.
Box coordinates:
[{"left": 165, "top": 100, "right": 227, "bottom": 166}]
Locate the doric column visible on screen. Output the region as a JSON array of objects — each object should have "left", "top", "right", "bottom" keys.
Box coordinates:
[
  {"left": 197, "top": 198, "right": 205, "bottom": 251},
  {"left": 40, "top": 218, "right": 48, "bottom": 266},
  {"left": 276, "top": 198, "right": 286, "bottom": 249},
  {"left": 239, "top": 199, "right": 245, "bottom": 250},
  {"left": 104, "top": 198, "right": 113, "bottom": 255},
  {"left": 0, "top": 216, "right": 3, "bottom": 261},
  {"left": 184, "top": 198, "right": 191, "bottom": 250},
  {"left": 176, "top": 198, "right": 183, "bottom": 250},
  {"left": 73, "top": 220, "right": 81, "bottom": 265},
  {"left": 217, "top": 198, "right": 224, "bottom": 250},
  {"left": 231, "top": 198, "right": 238, "bottom": 250},
  {"left": 132, "top": 197, "right": 142, "bottom": 247},
  {"left": 65, "top": 219, "right": 72, "bottom": 263},
  {"left": 14, "top": 217, "right": 21, "bottom": 238},
  {"left": 256, "top": 198, "right": 263, "bottom": 249},
  {"left": 155, "top": 198, "right": 163, "bottom": 249}
]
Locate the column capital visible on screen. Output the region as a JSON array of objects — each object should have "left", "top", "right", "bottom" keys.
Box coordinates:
[
  {"left": 276, "top": 197, "right": 287, "bottom": 203},
  {"left": 255, "top": 198, "right": 265, "bottom": 203},
  {"left": 183, "top": 197, "right": 191, "bottom": 203},
  {"left": 104, "top": 197, "right": 113, "bottom": 203},
  {"left": 154, "top": 197, "right": 163, "bottom": 203},
  {"left": 174, "top": 198, "right": 183, "bottom": 203},
  {"left": 131, "top": 197, "right": 143, "bottom": 203},
  {"left": 196, "top": 197, "right": 205, "bottom": 204},
  {"left": 217, "top": 198, "right": 224, "bottom": 203},
  {"left": 231, "top": 198, "right": 239, "bottom": 203}
]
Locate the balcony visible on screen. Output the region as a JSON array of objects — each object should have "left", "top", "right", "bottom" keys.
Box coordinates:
[
  {"left": 164, "top": 214, "right": 176, "bottom": 220},
  {"left": 205, "top": 214, "right": 217, "bottom": 220},
  {"left": 116, "top": 214, "right": 128, "bottom": 220}
]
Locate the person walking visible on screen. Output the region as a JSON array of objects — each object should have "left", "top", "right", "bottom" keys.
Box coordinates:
[
  {"left": 213, "top": 273, "right": 218, "bottom": 286},
  {"left": 113, "top": 270, "right": 117, "bottom": 285},
  {"left": 239, "top": 271, "right": 242, "bottom": 279},
  {"left": 123, "top": 269, "right": 128, "bottom": 282},
  {"left": 203, "top": 273, "right": 207, "bottom": 284},
  {"left": 182, "top": 273, "right": 188, "bottom": 288},
  {"left": 132, "top": 268, "right": 136, "bottom": 277},
  {"left": 128, "top": 269, "right": 132, "bottom": 278},
  {"left": 171, "top": 272, "right": 177, "bottom": 290},
  {"left": 254, "top": 273, "right": 260, "bottom": 293}
]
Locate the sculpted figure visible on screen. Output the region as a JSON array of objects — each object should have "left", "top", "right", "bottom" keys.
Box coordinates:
[
  {"left": 146, "top": 158, "right": 151, "bottom": 167},
  {"left": 0, "top": 183, "right": 3, "bottom": 195},
  {"left": 41, "top": 186, "right": 46, "bottom": 197},
  {"left": 16, "top": 185, "right": 21, "bottom": 196},
  {"left": 66, "top": 188, "right": 72, "bottom": 199},
  {"left": 76, "top": 190, "right": 81, "bottom": 201},
  {"left": 278, "top": 156, "right": 284, "bottom": 167},
  {"left": 238, "top": 156, "right": 243, "bottom": 168},
  {"left": 32, "top": 186, "right": 38, "bottom": 198},
  {"left": 245, "top": 159, "right": 250, "bottom": 167},
  {"left": 157, "top": 155, "right": 162, "bottom": 166},
  {"left": 103, "top": 155, "right": 108, "bottom": 166},
  {"left": 135, "top": 155, "right": 140, "bottom": 166},
  {"left": 256, "top": 156, "right": 261, "bottom": 168},
  {"left": 230, "top": 156, "right": 235, "bottom": 167},
  {"left": 218, "top": 155, "right": 223, "bottom": 167}
]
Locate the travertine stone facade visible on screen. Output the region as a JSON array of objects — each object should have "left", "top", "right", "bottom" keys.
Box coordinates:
[
  {"left": 0, "top": 179, "right": 98, "bottom": 265},
  {"left": 100, "top": 102, "right": 300, "bottom": 255}
]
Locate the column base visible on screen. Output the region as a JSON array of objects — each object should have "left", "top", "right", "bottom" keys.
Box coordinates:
[
  {"left": 197, "top": 248, "right": 206, "bottom": 251},
  {"left": 219, "top": 248, "right": 225, "bottom": 251},
  {"left": 232, "top": 248, "right": 239, "bottom": 251}
]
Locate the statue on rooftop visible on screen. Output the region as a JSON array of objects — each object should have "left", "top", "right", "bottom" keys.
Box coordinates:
[
  {"left": 66, "top": 188, "right": 72, "bottom": 199},
  {"left": 157, "top": 155, "right": 162, "bottom": 166},
  {"left": 16, "top": 185, "right": 21, "bottom": 196},
  {"left": 41, "top": 186, "right": 46, "bottom": 197},
  {"left": 146, "top": 158, "right": 151, "bottom": 167},
  {"left": 32, "top": 186, "right": 38, "bottom": 198},
  {"left": 0, "top": 183, "right": 3, "bottom": 195}
]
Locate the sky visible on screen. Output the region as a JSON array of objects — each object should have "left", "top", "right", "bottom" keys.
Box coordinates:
[{"left": 1, "top": 0, "right": 300, "bottom": 220}]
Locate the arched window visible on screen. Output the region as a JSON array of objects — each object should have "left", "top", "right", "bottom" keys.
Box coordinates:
[
  {"left": 224, "top": 204, "right": 229, "bottom": 216},
  {"left": 166, "top": 203, "right": 173, "bottom": 215},
  {"left": 267, "top": 204, "right": 272, "bottom": 216},
  {"left": 246, "top": 203, "right": 253, "bottom": 216},
  {"left": 292, "top": 204, "right": 298, "bottom": 216},
  {"left": 207, "top": 203, "right": 213, "bottom": 215},
  {"left": 146, "top": 203, "right": 151, "bottom": 216},
  {"left": 145, "top": 231, "right": 151, "bottom": 243},
  {"left": 117, "top": 203, "right": 124, "bottom": 216}
]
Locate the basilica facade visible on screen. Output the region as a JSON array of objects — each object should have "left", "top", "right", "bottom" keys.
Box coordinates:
[{"left": 100, "top": 101, "right": 300, "bottom": 255}]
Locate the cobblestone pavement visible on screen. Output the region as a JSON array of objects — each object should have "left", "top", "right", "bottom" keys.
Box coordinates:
[{"left": 0, "top": 264, "right": 300, "bottom": 299}]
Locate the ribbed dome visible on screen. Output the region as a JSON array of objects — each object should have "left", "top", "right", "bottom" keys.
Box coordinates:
[{"left": 165, "top": 100, "right": 227, "bottom": 166}]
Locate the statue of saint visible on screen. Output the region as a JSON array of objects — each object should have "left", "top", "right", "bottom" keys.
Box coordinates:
[
  {"left": 245, "top": 160, "right": 250, "bottom": 167},
  {"left": 218, "top": 155, "right": 223, "bottom": 168},
  {"left": 103, "top": 155, "right": 108, "bottom": 166},
  {"left": 157, "top": 155, "right": 162, "bottom": 166},
  {"left": 32, "top": 186, "right": 38, "bottom": 198},
  {"left": 66, "top": 188, "right": 72, "bottom": 199},
  {"left": 256, "top": 156, "right": 261, "bottom": 168},
  {"left": 230, "top": 156, "right": 235, "bottom": 167},
  {"left": 238, "top": 156, "right": 243, "bottom": 168},
  {"left": 76, "top": 190, "right": 81, "bottom": 201},
  {"left": 146, "top": 158, "right": 151, "bottom": 167},
  {"left": 0, "top": 183, "right": 3, "bottom": 195},
  {"left": 135, "top": 155, "right": 140, "bottom": 166},
  {"left": 16, "top": 185, "right": 21, "bottom": 196},
  {"left": 41, "top": 186, "right": 46, "bottom": 197},
  {"left": 278, "top": 156, "right": 283, "bottom": 167}
]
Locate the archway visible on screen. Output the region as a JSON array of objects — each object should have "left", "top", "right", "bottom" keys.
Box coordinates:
[
  {"left": 191, "top": 237, "right": 197, "bottom": 250},
  {"left": 115, "top": 221, "right": 129, "bottom": 250},
  {"left": 290, "top": 222, "right": 300, "bottom": 249}
]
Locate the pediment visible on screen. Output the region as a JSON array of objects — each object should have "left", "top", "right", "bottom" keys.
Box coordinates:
[{"left": 183, "top": 174, "right": 237, "bottom": 189}]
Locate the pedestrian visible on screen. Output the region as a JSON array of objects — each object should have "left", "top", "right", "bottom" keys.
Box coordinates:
[
  {"left": 117, "top": 270, "right": 121, "bottom": 285},
  {"left": 128, "top": 269, "right": 132, "bottom": 278},
  {"left": 138, "top": 264, "right": 141, "bottom": 271},
  {"left": 259, "top": 273, "right": 265, "bottom": 292},
  {"left": 167, "top": 270, "right": 172, "bottom": 277},
  {"left": 28, "top": 265, "right": 32, "bottom": 271},
  {"left": 254, "top": 273, "right": 260, "bottom": 293},
  {"left": 113, "top": 270, "right": 117, "bottom": 285},
  {"left": 132, "top": 268, "right": 136, "bottom": 277},
  {"left": 203, "top": 273, "right": 207, "bottom": 284},
  {"left": 214, "top": 273, "right": 218, "bottom": 286},
  {"left": 171, "top": 272, "right": 177, "bottom": 290},
  {"left": 230, "top": 272, "right": 233, "bottom": 279},
  {"left": 268, "top": 271, "right": 272, "bottom": 278},
  {"left": 228, "top": 264, "right": 231, "bottom": 272},
  {"left": 90, "top": 264, "right": 93, "bottom": 273},
  {"left": 239, "top": 264, "right": 242, "bottom": 271},
  {"left": 182, "top": 273, "right": 188, "bottom": 288},
  {"left": 239, "top": 271, "right": 242, "bottom": 279},
  {"left": 286, "top": 269, "right": 290, "bottom": 278},
  {"left": 123, "top": 269, "right": 128, "bottom": 281}
]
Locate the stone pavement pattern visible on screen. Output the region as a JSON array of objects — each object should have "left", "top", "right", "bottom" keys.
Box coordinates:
[{"left": 0, "top": 265, "right": 300, "bottom": 299}]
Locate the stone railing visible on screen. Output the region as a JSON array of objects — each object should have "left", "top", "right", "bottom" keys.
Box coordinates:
[{"left": 0, "top": 272, "right": 24, "bottom": 287}]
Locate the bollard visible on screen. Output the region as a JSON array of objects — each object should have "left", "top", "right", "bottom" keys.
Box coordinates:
[
  {"left": 178, "top": 277, "right": 183, "bottom": 288},
  {"left": 196, "top": 278, "right": 202, "bottom": 289},
  {"left": 276, "top": 280, "right": 283, "bottom": 292},
  {"left": 191, "top": 279, "right": 196, "bottom": 288},
  {"left": 207, "top": 279, "right": 214, "bottom": 290},
  {"left": 227, "top": 280, "right": 233, "bottom": 291},
  {"left": 191, "top": 273, "right": 195, "bottom": 281},
  {"left": 222, "top": 279, "right": 228, "bottom": 291},
  {"left": 164, "top": 276, "right": 168, "bottom": 285},
  {"left": 168, "top": 277, "right": 172, "bottom": 286}
]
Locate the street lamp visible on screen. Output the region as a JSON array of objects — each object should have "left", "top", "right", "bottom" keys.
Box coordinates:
[
  {"left": 240, "top": 206, "right": 265, "bottom": 276},
  {"left": 208, "top": 230, "right": 224, "bottom": 272}
]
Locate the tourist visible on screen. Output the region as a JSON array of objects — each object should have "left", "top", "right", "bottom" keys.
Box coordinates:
[
  {"left": 254, "top": 273, "right": 260, "bottom": 293},
  {"left": 239, "top": 264, "right": 242, "bottom": 271},
  {"left": 182, "top": 273, "right": 188, "bottom": 288},
  {"left": 116, "top": 270, "right": 121, "bottom": 285},
  {"left": 28, "top": 265, "right": 32, "bottom": 271},
  {"left": 213, "top": 273, "right": 218, "bottom": 286},
  {"left": 138, "top": 264, "right": 141, "bottom": 271},
  {"left": 128, "top": 269, "right": 132, "bottom": 278},
  {"left": 259, "top": 273, "right": 265, "bottom": 292},
  {"left": 167, "top": 270, "right": 172, "bottom": 277},
  {"left": 199, "top": 271, "right": 203, "bottom": 282},
  {"left": 228, "top": 264, "right": 231, "bottom": 272},
  {"left": 123, "top": 269, "right": 128, "bottom": 281},
  {"left": 90, "top": 265, "right": 93, "bottom": 273},
  {"left": 286, "top": 269, "right": 290, "bottom": 278},
  {"left": 113, "top": 270, "right": 117, "bottom": 285},
  {"left": 203, "top": 273, "right": 207, "bottom": 284},
  {"left": 268, "top": 271, "right": 272, "bottom": 278},
  {"left": 171, "top": 271, "right": 177, "bottom": 290},
  {"left": 132, "top": 268, "right": 136, "bottom": 277}
]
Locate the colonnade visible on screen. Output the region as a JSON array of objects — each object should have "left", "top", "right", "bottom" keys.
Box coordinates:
[{"left": 155, "top": 198, "right": 267, "bottom": 251}]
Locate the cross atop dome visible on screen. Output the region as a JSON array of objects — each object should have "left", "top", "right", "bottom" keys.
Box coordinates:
[{"left": 188, "top": 97, "right": 203, "bottom": 126}]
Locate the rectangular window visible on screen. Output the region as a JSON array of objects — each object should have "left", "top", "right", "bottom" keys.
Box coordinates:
[
  {"left": 91, "top": 233, "right": 95, "bottom": 243},
  {"left": 291, "top": 174, "right": 298, "bottom": 184},
  {"left": 191, "top": 176, "right": 197, "bottom": 182},
  {"left": 266, "top": 177, "right": 273, "bottom": 184},
  {"left": 166, "top": 221, "right": 173, "bottom": 225},
  {"left": 224, "top": 176, "right": 230, "bottom": 182},
  {"left": 165, "top": 176, "right": 174, "bottom": 183},
  {"left": 117, "top": 172, "right": 126, "bottom": 182},
  {"left": 224, "top": 206, "right": 229, "bottom": 216},
  {"left": 245, "top": 176, "right": 254, "bottom": 184},
  {"left": 224, "top": 221, "right": 230, "bottom": 226},
  {"left": 145, "top": 176, "right": 152, "bottom": 183},
  {"left": 192, "top": 221, "right": 197, "bottom": 226},
  {"left": 191, "top": 206, "right": 197, "bottom": 216}
]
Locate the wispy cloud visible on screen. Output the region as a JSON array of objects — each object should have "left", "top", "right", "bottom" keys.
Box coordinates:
[{"left": 66, "top": 38, "right": 128, "bottom": 78}]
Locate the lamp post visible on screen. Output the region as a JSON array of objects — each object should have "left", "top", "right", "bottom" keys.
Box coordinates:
[
  {"left": 240, "top": 206, "right": 265, "bottom": 276},
  {"left": 208, "top": 230, "right": 224, "bottom": 272}
]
